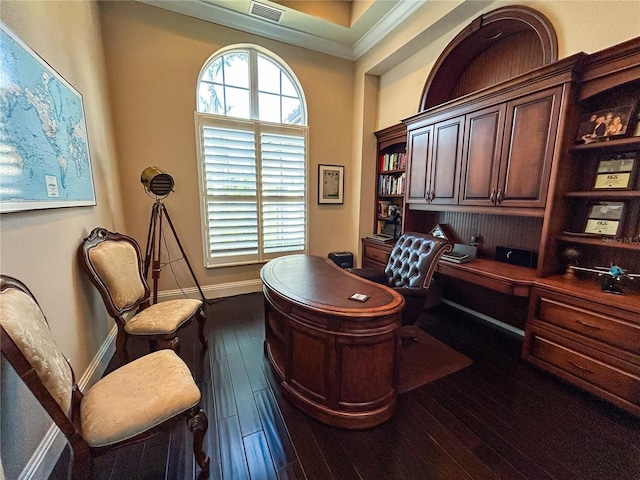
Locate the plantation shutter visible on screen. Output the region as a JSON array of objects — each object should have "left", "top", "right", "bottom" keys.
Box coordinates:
[
  {"left": 261, "top": 128, "right": 306, "bottom": 256},
  {"left": 197, "top": 116, "right": 307, "bottom": 266}
]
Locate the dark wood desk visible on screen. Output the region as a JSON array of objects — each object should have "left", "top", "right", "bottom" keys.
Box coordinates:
[
  {"left": 361, "top": 238, "right": 537, "bottom": 297},
  {"left": 261, "top": 254, "right": 404, "bottom": 429},
  {"left": 437, "top": 258, "right": 538, "bottom": 297}
]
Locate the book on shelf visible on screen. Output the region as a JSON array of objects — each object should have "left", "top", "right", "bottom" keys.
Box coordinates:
[
  {"left": 380, "top": 152, "right": 407, "bottom": 172},
  {"left": 378, "top": 172, "right": 406, "bottom": 195}
]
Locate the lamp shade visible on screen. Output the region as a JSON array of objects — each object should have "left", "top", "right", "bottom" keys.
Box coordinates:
[{"left": 141, "top": 166, "right": 174, "bottom": 196}]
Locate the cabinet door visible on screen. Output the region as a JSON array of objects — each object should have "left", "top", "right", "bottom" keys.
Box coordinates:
[
  {"left": 405, "top": 125, "right": 432, "bottom": 204},
  {"left": 428, "top": 116, "right": 464, "bottom": 205},
  {"left": 498, "top": 87, "right": 562, "bottom": 208},
  {"left": 459, "top": 105, "right": 506, "bottom": 206}
]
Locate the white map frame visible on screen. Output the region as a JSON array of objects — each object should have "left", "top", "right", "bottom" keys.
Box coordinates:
[{"left": 0, "top": 21, "right": 96, "bottom": 213}]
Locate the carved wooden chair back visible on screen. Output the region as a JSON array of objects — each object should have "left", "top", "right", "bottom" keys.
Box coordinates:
[
  {"left": 0, "top": 275, "right": 210, "bottom": 479},
  {"left": 78, "top": 227, "right": 207, "bottom": 364}
]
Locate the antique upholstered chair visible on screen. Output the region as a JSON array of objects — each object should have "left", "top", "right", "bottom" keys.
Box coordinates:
[
  {"left": 79, "top": 227, "right": 207, "bottom": 364},
  {"left": 0, "top": 275, "right": 210, "bottom": 479},
  {"left": 351, "top": 232, "right": 452, "bottom": 328}
]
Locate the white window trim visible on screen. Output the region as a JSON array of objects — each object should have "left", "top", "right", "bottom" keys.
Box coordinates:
[
  {"left": 195, "top": 44, "right": 308, "bottom": 268},
  {"left": 195, "top": 113, "right": 309, "bottom": 268}
]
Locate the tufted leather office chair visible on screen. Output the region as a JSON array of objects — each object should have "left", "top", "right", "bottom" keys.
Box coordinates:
[{"left": 352, "top": 232, "right": 452, "bottom": 327}]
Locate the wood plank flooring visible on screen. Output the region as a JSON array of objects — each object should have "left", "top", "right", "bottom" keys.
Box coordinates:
[{"left": 50, "top": 292, "right": 640, "bottom": 480}]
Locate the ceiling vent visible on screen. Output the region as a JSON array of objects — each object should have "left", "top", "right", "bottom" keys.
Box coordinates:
[{"left": 249, "top": 1, "right": 284, "bottom": 24}]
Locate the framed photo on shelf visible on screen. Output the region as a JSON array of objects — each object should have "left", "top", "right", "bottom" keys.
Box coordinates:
[
  {"left": 575, "top": 104, "right": 634, "bottom": 144},
  {"left": 584, "top": 201, "right": 625, "bottom": 236},
  {"left": 429, "top": 223, "right": 453, "bottom": 241},
  {"left": 318, "top": 164, "right": 344, "bottom": 204},
  {"left": 593, "top": 152, "right": 637, "bottom": 190}
]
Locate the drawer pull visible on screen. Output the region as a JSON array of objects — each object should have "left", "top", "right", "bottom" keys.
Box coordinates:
[
  {"left": 576, "top": 320, "right": 601, "bottom": 329},
  {"left": 568, "top": 361, "right": 593, "bottom": 374}
]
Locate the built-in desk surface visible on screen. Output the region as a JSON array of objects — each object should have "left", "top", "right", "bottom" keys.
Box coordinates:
[{"left": 437, "top": 258, "right": 538, "bottom": 297}]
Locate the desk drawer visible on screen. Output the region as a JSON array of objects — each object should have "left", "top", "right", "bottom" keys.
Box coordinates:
[
  {"left": 535, "top": 293, "right": 640, "bottom": 355},
  {"left": 363, "top": 244, "right": 391, "bottom": 266},
  {"left": 527, "top": 329, "right": 640, "bottom": 409}
]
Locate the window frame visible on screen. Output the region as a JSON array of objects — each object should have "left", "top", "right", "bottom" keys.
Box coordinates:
[{"left": 195, "top": 45, "right": 308, "bottom": 268}]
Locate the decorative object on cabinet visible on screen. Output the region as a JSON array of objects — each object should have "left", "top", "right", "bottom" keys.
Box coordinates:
[
  {"left": 568, "top": 264, "right": 640, "bottom": 294},
  {"left": 429, "top": 223, "right": 453, "bottom": 241},
  {"left": 576, "top": 104, "right": 635, "bottom": 144},
  {"left": 583, "top": 201, "right": 626, "bottom": 236},
  {"left": 318, "top": 164, "right": 344, "bottom": 204},
  {"left": 561, "top": 247, "right": 582, "bottom": 276},
  {"left": 593, "top": 153, "right": 637, "bottom": 189}
]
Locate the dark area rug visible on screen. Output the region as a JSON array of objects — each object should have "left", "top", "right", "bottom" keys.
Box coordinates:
[{"left": 397, "top": 325, "right": 472, "bottom": 394}]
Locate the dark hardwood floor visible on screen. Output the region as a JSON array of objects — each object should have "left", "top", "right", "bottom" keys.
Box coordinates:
[{"left": 51, "top": 292, "right": 640, "bottom": 480}]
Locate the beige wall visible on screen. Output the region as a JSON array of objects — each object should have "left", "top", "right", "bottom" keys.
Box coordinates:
[
  {"left": 2, "top": 0, "right": 640, "bottom": 477},
  {"left": 98, "top": 1, "right": 357, "bottom": 294},
  {"left": 0, "top": 2, "right": 124, "bottom": 478},
  {"left": 375, "top": 0, "right": 640, "bottom": 129}
]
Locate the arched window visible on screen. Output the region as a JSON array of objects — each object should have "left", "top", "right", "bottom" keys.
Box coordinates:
[{"left": 195, "top": 45, "right": 308, "bottom": 267}]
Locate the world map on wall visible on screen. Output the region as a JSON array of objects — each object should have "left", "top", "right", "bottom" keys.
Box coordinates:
[{"left": 0, "top": 21, "right": 95, "bottom": 213}]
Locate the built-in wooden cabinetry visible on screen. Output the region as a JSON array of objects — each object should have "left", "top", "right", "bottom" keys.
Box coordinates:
[
  {"left": 524, "top": 279, "right": 640, "bottom": 416},
  {"left": 363, "top": 5, "right": 640, "bottom": 415},
  {"left": 405, "top": 114, "right": 464, "bottom": 206},
  {"left": 373, "top": 124, "right": 406, "bottom": 236},
  {"left": 460, "top": 87, "right": 561, "bottom": 209},
  {"left": 404, "top": 61, "right": 576, "bottom": 221}
]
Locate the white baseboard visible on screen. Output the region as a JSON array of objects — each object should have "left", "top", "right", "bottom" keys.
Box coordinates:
[
  {"left": 20, "top": 327, "right": 117, "bottom": 480},
  {"left": 157, "top": 279, "right": 264, "bottom": 302},
  {"left": 441, "top": 299, "right": 525, "bottom": 337}
]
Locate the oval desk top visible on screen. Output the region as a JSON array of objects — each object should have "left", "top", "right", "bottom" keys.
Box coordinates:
[{"left": 260, "top": 254, "right": 404, "bottom": 318}]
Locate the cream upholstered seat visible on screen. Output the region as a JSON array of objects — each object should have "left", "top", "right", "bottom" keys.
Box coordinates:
[
  {"left": 78, "top": 227, "right": 207, "bottom": 364},
  {"left": 0, "top": 275, "right": 209, "bottom": 479}
]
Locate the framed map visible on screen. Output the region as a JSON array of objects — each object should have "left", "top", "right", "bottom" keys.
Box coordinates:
[{"left": 0, "top": 21, "right": 96, "bottom": 213}]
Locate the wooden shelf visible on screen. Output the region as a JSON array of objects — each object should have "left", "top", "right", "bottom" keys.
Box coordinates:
[
  {"left": 564, "top": 191, "right": 640, "bottom": 199},
  {"left": 379, "top": 169, "right": 405, "bottom": 175},
  {"left": 569, "top": 136, "right": 640, "bottom": 153},
  {"left": 557, "top": 233, "right": 640, "bottom": 250}
]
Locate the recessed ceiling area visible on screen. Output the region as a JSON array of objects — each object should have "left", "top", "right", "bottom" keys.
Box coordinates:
[{"left": 137, "top": 0, "right": 425, "bottom": 60}]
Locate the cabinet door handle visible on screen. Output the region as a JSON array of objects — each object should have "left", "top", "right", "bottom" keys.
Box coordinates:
[
  {"left": 568, "top": 361, "right": 593, "bottom": 374},
  {"left": 490, "top": 189, "right": 496, "bottom": 205},
  {"left": 496, "top": 188, "right": 503, "bottom": 204},
  {"left": 576, "top": 320, "right": 602, "bottom": 330},
  {"left": 569, "top": 361, "right": 593, "bottom": 374}
]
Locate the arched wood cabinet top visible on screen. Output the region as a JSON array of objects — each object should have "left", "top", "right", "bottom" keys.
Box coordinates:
[{"left": 420, "top": 5, "right": 558, "bottom": 111}]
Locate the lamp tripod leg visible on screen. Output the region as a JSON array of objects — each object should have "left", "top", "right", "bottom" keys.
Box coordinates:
[{"left": 159, "top": 203, "right": 206, "bottom": 302}]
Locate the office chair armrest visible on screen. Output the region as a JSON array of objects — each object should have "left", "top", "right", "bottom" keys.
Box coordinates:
[
  {"left": 349, "top": 268, "right": 387, "bottom": 285},
  {"left": 392, "top": 286, "right": 428, "bottom": 299}
]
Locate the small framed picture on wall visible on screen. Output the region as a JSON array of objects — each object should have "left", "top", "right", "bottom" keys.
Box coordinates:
[{"left": 318, "top": 164, "right": 344, "bottom": 204}]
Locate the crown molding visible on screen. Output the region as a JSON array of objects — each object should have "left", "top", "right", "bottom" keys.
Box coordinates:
[
  {"left": 139, "top": 0, "right": 355, "bottom": 59},
  {"left": 353, "top": 0, "right": 427, "bottom": 59}
]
